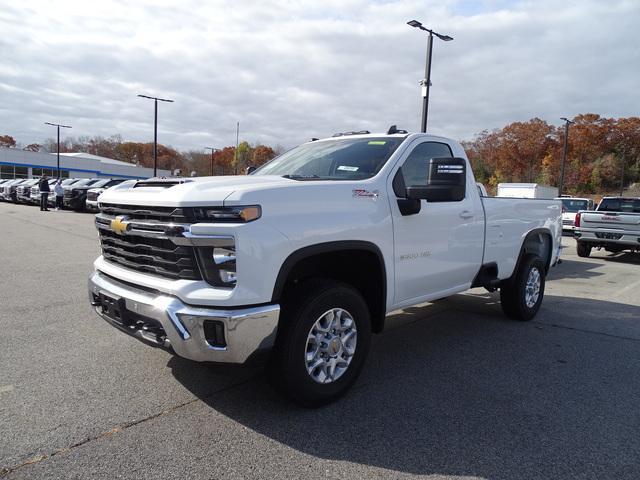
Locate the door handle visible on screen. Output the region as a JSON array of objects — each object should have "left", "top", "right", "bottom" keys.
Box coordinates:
[{"left": 459, "top": 210, "right": 474, "bottom": 219}]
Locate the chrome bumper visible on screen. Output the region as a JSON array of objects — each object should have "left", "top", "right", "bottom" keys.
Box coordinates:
[{"left": 88, "top": 271, "right": 280, "bottom": 364}]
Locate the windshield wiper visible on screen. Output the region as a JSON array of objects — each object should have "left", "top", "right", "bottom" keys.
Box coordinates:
[{"left": 282, "top": 174, "right": 322, "bottom": 180}]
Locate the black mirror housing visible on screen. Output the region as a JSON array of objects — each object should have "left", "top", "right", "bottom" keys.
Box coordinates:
[{"left": 406, "top": 157, "right": 466, "bottom": 202}]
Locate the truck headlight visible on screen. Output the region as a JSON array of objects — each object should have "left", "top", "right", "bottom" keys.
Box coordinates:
[
  {"left": 192, "top": 206, "right": 261, "bottom": 223},
  {"left": 195, "top": 245, "right": 237, "bottom": 287}
]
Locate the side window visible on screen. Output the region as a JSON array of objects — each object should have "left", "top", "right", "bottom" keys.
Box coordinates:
[{"left": 401, "top": 142, "right": 453, "bottom": 186}]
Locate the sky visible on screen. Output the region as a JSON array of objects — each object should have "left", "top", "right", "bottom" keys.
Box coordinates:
[{"left": 1, "top": 0, "right": 638, "bottom": 152}]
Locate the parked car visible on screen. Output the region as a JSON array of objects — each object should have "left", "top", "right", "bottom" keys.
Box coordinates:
[
  {"left": 65, "top": 178, "right": 124, "bottom": 211},
  {"left": 88, "top": 131, "right": 562, "bottom": 406},
  {"left": 24, "top": 178, "right": 59, "bottom": 205},
  {"left": 557, "top": 197, "right": 593, "bottom": 231},
  {"left": 497, "top": 183, "right": 559, "bottom": 199},
  {"left": 62, "top": 178, "right": 102, "bottom": 210},
  {"left": 0, "top": 179, "right": 13, "bottom": 198},
  {"left": 2, "top": 179, "right": 29, "bottom": 202},
  {"left": 37, "top": 178, "right": 82, "bottom": 207},
  {"left": 574, "top": 197, "right": 640, "bottom": 256},
  {"left": 85, "top": 179, "right": 128, "bottom": 211},
  {"left": 16, "top": 179, "right": 40, "bottom": 203}
]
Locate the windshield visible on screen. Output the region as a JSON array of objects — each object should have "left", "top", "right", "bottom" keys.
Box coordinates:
[
  {"left": 62, "top": 179, "right": 78, "bottom": 185},
  {"left": 70, "top": 179, "right": 96, "bottom": 188},
  {"left": 561, "top": 199, "right": 588, "bottom": 212},
  {"left": 253, "top": 137, "right": 405, "bottom": 180},
  {"left": 598, "top": 198, "right": 640, "bottom": 213},
  {"left": 90, "top": 179, "right": 110, "bottom": 188}
]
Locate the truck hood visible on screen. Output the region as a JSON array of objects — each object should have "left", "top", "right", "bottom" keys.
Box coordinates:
[{"left": 97, "top": 175, "right": 299, "bottom": 207}]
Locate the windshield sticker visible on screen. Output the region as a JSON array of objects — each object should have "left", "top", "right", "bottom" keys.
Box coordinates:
[
  {"left": 368, "top": 141, "right": 386, "bottom": 145},
  {"left": 352, "top": 189, "right": 379, "bottom": 200},
  {"left": 337, "top": 166, "right": 359, "bottom": 171}
]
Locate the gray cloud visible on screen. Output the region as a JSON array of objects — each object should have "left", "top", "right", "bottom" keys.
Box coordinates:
[{"left": 1, "top": 0, "right": 638, "bottom": 152}]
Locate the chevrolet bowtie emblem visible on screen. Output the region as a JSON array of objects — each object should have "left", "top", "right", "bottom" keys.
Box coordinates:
[{"left": 110, "top": 215, "right": 131, "bottom": 235}]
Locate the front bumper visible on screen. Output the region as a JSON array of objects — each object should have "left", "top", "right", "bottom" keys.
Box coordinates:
[
  {"left": 88, "top": 270, "right": 280, "bottom": 364},
  {"left": 65, "top": 196, "right": 85, "bottom": 209},
  {"left": 85, "top": 199, "right": 99, "bottom": 211}
]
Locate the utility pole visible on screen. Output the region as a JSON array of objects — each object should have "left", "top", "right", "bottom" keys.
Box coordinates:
[
  {"left": 620, "top": 148, "right": 626, "bottom": 196},
  {"left": 559, "top": 117, "right": 574, "bottom": 196},
  {"left": 234, "top": 121, "right": 240, "bottom": 175},
  {"left": 204, "top": 147, "right": 218, "bottom": 176},
  {"left": 44, "top": 122, "right": 72, "bottom": 178}
]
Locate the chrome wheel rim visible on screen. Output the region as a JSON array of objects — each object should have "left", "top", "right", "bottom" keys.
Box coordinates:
[
  {"left": 525, "top": 267, "right": 541, "bottom": 308},
  {"left": 305, "top": 308, "right": 357, "bottom": 384}
]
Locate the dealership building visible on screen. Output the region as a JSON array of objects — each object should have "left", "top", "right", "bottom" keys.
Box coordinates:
[{"left": 0, "top": 148, "right": 170, "bottom": 180}]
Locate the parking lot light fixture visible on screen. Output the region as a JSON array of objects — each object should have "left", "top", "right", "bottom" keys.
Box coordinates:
[
  {"left": 204, "top": 147, "right": 219, "bottom": 176},
  {"left": 44, "top": 122, "right": 72, "bottom": 178},
  {"left": 407, "top": 19, "right": 453, "bottom": 133},
  {"left": 559, "top": 117, "right": 574, "bottom": 196},
  {"left": 138, "top": 94, "right": 174, "bottom": 177}
]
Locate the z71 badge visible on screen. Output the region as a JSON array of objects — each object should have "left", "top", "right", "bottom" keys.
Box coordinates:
[{"left": 352, "top": 189, "right": 379, "bottom": 199}]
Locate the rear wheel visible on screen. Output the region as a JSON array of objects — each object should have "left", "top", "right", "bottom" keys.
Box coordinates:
[
  {"left": 500, "top": 254, "right": 546, "bottom": 321},
  {"left": 576, "top": 241, "right": 592, "bottom": 258},
  {"left": 269, "top": 279, "right": 371, "bottom": 407}
]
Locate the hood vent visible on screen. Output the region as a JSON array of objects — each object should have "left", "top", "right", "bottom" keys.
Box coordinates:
[{"left": 133, "top": 178, "right": 194, "bottom": 189}]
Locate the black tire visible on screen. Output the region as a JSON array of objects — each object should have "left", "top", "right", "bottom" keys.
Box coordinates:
[
  {"left": 576, "top": 241, "right": 592, "bottom": 258},
  {"left": 268, "top": 279, "right": 371, "bottom": 407},
  {"left": 500, "top": 254, "right": 546, "bottom": 321}
]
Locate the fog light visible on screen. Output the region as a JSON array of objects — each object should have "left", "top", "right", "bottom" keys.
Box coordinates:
[
  {"left": 203, "top": 320, "right": 226, "bottom": 348},
  {"left": 213, "top": 246, "right": 236, "bottom": 285}
]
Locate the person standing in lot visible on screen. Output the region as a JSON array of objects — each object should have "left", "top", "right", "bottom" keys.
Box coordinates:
[
  {"left": 39, "top": 175, "right": 50, "bottom": 211},
  {"left": 54, "top": 179, "right": 64, "bottom": 210}
]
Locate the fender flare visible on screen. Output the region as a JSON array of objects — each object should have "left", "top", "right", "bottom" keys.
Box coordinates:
[{"left": 271, "top": 241, "right": 387, "bottom": 332}]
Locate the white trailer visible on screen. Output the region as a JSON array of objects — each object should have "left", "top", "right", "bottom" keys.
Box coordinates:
[{"left": 497, "top": 183, "right": 559, "bottom": 199}]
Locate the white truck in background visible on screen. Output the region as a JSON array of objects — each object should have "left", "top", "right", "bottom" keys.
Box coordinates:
[
  {"left": 497, "top": 183, "right": 559, "bottom": 199},
  {"left": 574, "top": 197, "right": 640, "bottom": 257},
  {"left": 558, "top": 197, "right": 594, "bottom": 231},
  {"left": 88, "top": 131, "right": 562, "bottom": 406}
]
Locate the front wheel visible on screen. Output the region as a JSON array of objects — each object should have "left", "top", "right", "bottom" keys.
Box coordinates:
[
  {"left": 500, "top": 254, "right": 546, "bottom": 321},
  {"left": 269, "top": 279, "right": 371, "bottom": 407}
]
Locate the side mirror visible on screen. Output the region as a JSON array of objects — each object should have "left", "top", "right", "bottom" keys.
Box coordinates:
[
  {"left": 246, "top": 166, "right": 257, "bottom": 175},
  {"left": 406, "top": 157, "right": 466, "bottom": 202}
]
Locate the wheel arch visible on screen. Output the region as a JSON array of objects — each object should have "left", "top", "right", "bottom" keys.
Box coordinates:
[
  {"left": 272, "top": 241, "right": 387, "bottom": 333},
  {"left": 509, "top": 228, "right": 554, "bottom": 281}
]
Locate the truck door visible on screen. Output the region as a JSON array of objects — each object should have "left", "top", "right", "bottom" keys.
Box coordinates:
[{"left": 389, "top": 140, "right": 484, "bottom": 307}]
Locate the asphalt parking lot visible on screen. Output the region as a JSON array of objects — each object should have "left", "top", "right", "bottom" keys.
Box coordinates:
[{"left": 1, "top": 202, "right": 639, "bottom": 479}]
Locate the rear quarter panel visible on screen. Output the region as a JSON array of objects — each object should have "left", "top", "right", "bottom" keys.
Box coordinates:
[{"left": 482, "top": 198, "right": 562, "bottom": 279}]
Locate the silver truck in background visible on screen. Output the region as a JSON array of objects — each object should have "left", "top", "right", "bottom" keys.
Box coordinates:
[{"left": 574, "top": 197, "right": 640, "bottom": 257}]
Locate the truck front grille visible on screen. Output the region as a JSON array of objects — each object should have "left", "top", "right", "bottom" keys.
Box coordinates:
[
  {"left": 96, "top": 204, "right": 201, "bottom": 281},
  {"left": 98, "top": 229, "right": 201, "bottom": 280},
  {"left": 99, "top": 203, "right": 190, "bottom": 223}
]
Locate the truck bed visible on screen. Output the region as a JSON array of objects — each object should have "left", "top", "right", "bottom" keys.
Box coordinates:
[{"left": 481, "top": 197, "right": 562, "bottom": 279}]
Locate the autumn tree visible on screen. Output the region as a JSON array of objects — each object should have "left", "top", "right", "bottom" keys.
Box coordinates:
[
  {"left": 251, "top": 145, "right": 276, "bottom": 167},
  {"left": 0, "top": 135, "right": 17, "bottom": 148}
]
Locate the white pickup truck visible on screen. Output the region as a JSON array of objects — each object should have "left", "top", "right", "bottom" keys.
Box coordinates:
[
  {"left": 88, "top": 131, "right": 562, "bottom": 406},
  {"left": 574, "top": 197, "right": 640, "bottom": 257}
]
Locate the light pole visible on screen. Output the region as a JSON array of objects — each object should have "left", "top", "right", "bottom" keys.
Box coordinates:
[
  {"left": 204, "top": 147, "right": 219, "bottom": 176},
  {"left": 407, "top": 20, "right": 453, "bottom": 133},
  {"left": 559, "top": 117, "right": 574, "bottom": 196},
  {"left": 138, "top": 94, "right": 174, "bottom": 177},
  {"left": 234, "top": 121, "right": 240, "bottom": 175},
  {"left": 44, "top": 122, "right": 72, "bottom": 178}
]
